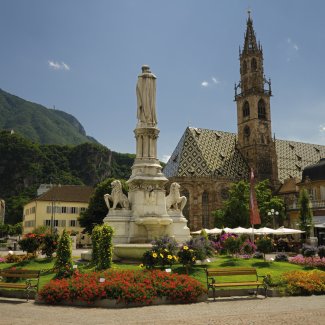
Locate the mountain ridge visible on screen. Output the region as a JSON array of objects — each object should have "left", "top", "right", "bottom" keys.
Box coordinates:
[{"left": 0, "top": 88, "right": 98, "bottom": 145}]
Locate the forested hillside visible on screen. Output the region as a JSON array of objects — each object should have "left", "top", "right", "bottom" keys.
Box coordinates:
[{"left": 0, "top": 131, "right": 135, "bottom": 224}]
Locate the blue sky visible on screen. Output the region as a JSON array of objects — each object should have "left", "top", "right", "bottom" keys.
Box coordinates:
[{"left": 0, "top": 0, "right": 324, "bottom": 162}]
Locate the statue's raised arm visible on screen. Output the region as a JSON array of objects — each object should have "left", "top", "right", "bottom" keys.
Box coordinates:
[{"left": 136, "top": 65, "right": 157, "bottom": 127}]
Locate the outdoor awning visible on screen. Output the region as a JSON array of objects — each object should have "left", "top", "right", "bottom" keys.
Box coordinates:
[{"left": 273, "top": 226, "right": 304, "bottom": 235}]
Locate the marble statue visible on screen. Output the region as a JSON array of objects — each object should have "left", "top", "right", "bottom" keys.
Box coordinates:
[
  {"left": 136, "top": 65, "right": 157, "bottom": 126},
  {"left": 104, "top": 180, "right": 130, "bottom": 210},
  {"left": 166, "top": 182, "right": 187, "bottom": 212}
]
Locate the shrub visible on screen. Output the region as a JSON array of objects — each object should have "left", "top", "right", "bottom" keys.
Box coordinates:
[
  {"left": 142, "top": 236, "right": 178, "bottom": 269},
  {"left": 318, "top": 246, "right": 325, "bottom": 259},
  {"left": 39, "top": 269, "right": 207, "bottom": 305},
  {"left": 152, "top": 236, "right": 178, "bottom": 255},
  {"left": 98, "top": 224, "right": 114, "bottom": 270},
  {"left": 282, "top": 270, "right": 325, "bottom": 295},
  {"left": 253, "top": 252, "right": 264, "bottom": 259},
  {"left": 185, "top": 236, "right": 215, "bottom": 261},
  {"left": 18, "top": 233, "right": 42, "bottom": 255},
  {"left": 177, "top": 245, "right": 196, "bottom": 273},
  {"left": 91, "top": 225, "right": 102, "bottom": 266},
  {"left": 255, "top": 236, "right": 273, "bottom": 260},
  {"left": 223, "top": 235, "right": 242, "bottom": 257},
  {"left": 302, "top": 245, "right": 317, "bottom": 257},
  {"left": 275, "top": 253, "right": 288, "bottom": 262},
  {"left": 41, "top": 233, "right": 59, "bottom": 258},
  {"left": 3, "top": 253, "right": 34, "bottom": 263},
  {"left": 240, "top": 239, "right": 256, "bottom": 255},
  {"left": 214, "top": 233, "right": 238, "bottom": 255},
  {"left": 289, "top": 254, "right": 325, "bottom": 269},
  {"left": 55, "top": 230, "right": 73, "bottom": 278}
]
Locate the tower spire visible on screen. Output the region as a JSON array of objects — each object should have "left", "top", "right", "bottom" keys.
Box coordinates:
[{"left": 242, "top": 11, "right": 259, "bottom": 55}]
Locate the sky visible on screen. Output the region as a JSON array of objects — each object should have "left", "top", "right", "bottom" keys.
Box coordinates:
[{"left": 0, "top": 0, "right": 324, "bottom": 162}]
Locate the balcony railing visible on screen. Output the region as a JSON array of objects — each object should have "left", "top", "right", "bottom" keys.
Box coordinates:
[{"left": 287, "top": 200, "right": 325, "bottom": 210}]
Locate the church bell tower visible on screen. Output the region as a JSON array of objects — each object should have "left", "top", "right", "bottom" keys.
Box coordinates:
[{"left": 235, "top": 12, "right": 278, "bottom": 185}]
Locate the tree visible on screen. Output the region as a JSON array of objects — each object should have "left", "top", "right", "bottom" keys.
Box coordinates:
[
  {"left": 213, "top": 179, "right": 284, "bottom": 228},
  {"left": 79, "top": 178, "right": 129, "bottom": 233},
  {"left": 98, "top": 224, "right": 114, "bottom": 270},
  {"left": 55, "top": 230, "right": 73, "bottom": 278},
  {"left": 298, "top": 188, "right": 313, "bottom": 240}
]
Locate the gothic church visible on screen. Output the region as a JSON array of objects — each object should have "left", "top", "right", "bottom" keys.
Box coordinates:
[{"left": 163, "top": 14, "right": 325, "bottom": 230}]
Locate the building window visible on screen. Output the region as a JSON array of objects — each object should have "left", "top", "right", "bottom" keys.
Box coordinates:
[
  {"left": 44, "top": 220, "right": 51, "bottom": 227},
  {"left": 258, "top": 99, "right": 266, "bottom": 119},
  {"left": 80, "top": 207, "right": 86, "bottom": 213},
  {"left": 243, "top": 101, "right": 250, "bottom": 117},
  {"left": 202, "top": 191, "right": 209, "bottom": 229},
  {"left": 25, "top": 220, "right": 35, "bottom": 228},
  {"left": 69, "top": 220, "right": 80, "bottom": 227},
  {"left": 62, "top": 206, "right": 67, "bottom": 213},
  {"left": 251, "top": 58, "right": 257, "bottom": 71}
]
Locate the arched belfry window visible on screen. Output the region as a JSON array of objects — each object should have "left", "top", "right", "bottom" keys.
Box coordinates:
[
  {"left": 258, "top": 99, "right": 266, "bottom": 119},
  {"left": 251, "top": 58, "right": 257, "bottom": 71},
  {"left": 243, "top": 101, "right": 250, "bottom": 118},
  {"left": 202, "top": 191, "right": 209, "bottom": 229},
  {"left": 243, "top": 61, "right": 247, "bottom": 74}
]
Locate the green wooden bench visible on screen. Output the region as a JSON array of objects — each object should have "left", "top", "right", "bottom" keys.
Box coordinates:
[
  {"left": 0, "top": 269, "right": 40, "bottom": 301},
  {"left": 206, "top": 267, "right": 268, "bottom": 300}
]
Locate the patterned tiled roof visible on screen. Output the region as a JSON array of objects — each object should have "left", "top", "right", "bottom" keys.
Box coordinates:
[{"left": 163, "top": 127, "right": 325, "bottom": 183}]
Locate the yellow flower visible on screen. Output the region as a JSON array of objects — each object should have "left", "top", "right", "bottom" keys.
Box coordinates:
[
  {"left": 167, "top": 255, "right": 172, "bottom": 260},
  {"left": 192, "top": 257, "right": 196, "bottom": 261},
  {"left": 189, "top": 249, "right": 194, "bottom": 252},
  {"left": 183, "top": 246, "right": 189, "bottom": 250},
  {"left": 160, "top": 253, "right": 164, "bottom": 258},
  {"left": 152, "top": 253, "right": 157, "bottom": 258},
  {"left": 173, "top": 255, "right": 178, "bottom": 261},
  {"left": 139, "top": 264, "right": 144, "bottom": 268},
  {"left": 164, "top": 249, "right": 168, "bottom": 252}
]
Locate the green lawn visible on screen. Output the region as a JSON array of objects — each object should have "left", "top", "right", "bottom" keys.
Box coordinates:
[{"left": 0, "top": 255, "right": 316, "bottom": 290}]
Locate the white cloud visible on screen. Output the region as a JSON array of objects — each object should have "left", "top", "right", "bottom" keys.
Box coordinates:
[
  {"left": 212, "top": 77, "right": 220, "bottom": 84},
  {"left": 161, "top": 154, "right": 171, "bottom": 163},
  {"left": 287, "top": 38, "right": 299, "bottom": 51},
  {"left": 320, "top": 124, "right": 325, "bottom": 132},
  {"left": 48, "top": 60, "right": 70, "bottom": 71},
  {"left": 201, "top": 81, "right": 209, "bottom": 87}
]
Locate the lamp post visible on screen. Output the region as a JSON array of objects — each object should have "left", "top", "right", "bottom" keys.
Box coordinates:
[{"left": 268, "top": 209, "right": 279, "bottom": 229}]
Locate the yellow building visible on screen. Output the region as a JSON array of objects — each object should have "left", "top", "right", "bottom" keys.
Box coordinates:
[{"left": 23, "top": 185, "right": 94, "bottom": 235}]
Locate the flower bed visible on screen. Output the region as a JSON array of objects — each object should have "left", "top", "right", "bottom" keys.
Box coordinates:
[
  {"left": 282, "top": 270, "right": 325, "bottom": 295},
  {"left": 289, "top": 254, "right": 325, "bottom": 269},
  {"left": 38, "top": 269, "right": 207, "bottom": 306}
]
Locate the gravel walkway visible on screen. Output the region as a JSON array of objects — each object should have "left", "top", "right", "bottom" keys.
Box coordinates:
[{"left": 0, "top": 295, "right": 324, "bottom": 325}]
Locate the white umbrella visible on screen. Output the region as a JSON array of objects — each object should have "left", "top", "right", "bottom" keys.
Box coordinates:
[
  {"left": 190, "top": 228, "right": 210, "bottom": 235},
  {"left": 208, "top": 227, "right": 223, "bottom": 234},
  {"left": 222, "top": 227, "right": 234, "bottom": 233},
  {"left": 254, "top": 227, "right": 276, "bottom": 235},
  {"left": 232, "top": 227, "right": 251, "bottom": 234},
  {"left": 273, "top": 226, "right": 304, "bottom": 235}
]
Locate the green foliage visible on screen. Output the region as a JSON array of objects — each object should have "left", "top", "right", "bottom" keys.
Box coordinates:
[
  {"left": 18, "top": 233, "right": 43, "bottom": 255},
  {"left": 55, "top": 230, "right": 73, "bottom": 278},
  {"left": 177, "top": 245, "right": 197, "bottom": 272},
  {"left": 0, "top": 222, "right": 22, "bottom": 237},
  {"left": 41, "top": 233, "right": 59, "bottom": 258},
  {"left": 298, "top": 188, "right": 313, "bottom": 239},
  {"left": 91, "top": 225, "right": 102, "bottom": 266},
  {"left": 98, "top": 224, "right": 114, "bottom": 270},
  {"left": 79, "top": 178, "right": 128, "bottom": 233},
  {"left": 0, "top": 130, "right": 134, "bottom": 224},
  {"left": 213, "top": 179, "right": 284, "bottom": 228},
  {"left": 0, "top": 88, "right": 97, "bottom": 146},
  {"left": 256, "top": 236, "right": 273, "bottom": 260},
  {"left": 223, "top": 236, "right": 242, "bottom": 257}
]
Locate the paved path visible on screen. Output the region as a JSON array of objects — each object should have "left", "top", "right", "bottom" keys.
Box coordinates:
[{"left": 0, "top": 296, "right": 324, "bottom": 325}]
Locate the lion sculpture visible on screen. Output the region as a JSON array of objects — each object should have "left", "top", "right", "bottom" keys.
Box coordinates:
[
  {"left": 166, "top": 182, "right": 187, "bottom": 213},
  {"left": 104, "top": 180, "right": 130, "bottom": 210}
]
